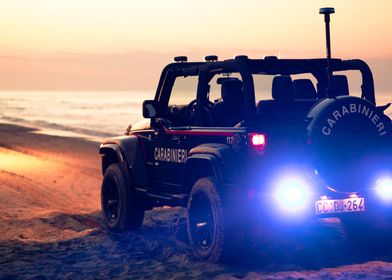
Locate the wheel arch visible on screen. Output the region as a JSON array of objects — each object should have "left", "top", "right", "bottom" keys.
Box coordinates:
[
  {"left": 183, "top": 154, "right": 222, "bottom": 193},
  {"left": 100, "top": 144, "right": 124, "bottom": 175},
  {"left": 99, "top": 135, "right": 149, "bottom": 186},
  {"left": 183, "top": 143, "right": 237, "bottom": 193}
]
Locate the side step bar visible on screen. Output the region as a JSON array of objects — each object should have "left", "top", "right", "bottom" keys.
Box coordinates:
[{"left": 135, "top": 187, "right": 188, "bottom": 207}]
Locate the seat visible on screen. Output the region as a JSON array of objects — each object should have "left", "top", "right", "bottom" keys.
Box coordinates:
[
  {"left": 257, "top": 75, "right": 294, "bottom": 115},
  {"left": 257, "top": 76, "right": 317, "bottom": 125},
  {"left": 272, "top": 75, "right": 294, "bottom": 102},
  {"left": 293, "top": 79, "right": 317, "bottom": 99},
  {"left": 331, "top": 75, "right": 349, "bottom": 96},
  {"left": 211, "top": 79, "right": 244, "bottom": 126}
]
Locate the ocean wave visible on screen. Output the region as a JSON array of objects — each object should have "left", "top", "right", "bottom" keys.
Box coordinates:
[
  {"left": 58, "top": 100, "right": 142, "bottom": 110},
  {"left": 0, "top": 115, "right": 116, "bottom": 138}
]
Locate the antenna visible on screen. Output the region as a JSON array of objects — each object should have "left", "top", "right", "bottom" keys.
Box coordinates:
[{"left": 319, "top": 7, "right": 335, "bottom": 97}]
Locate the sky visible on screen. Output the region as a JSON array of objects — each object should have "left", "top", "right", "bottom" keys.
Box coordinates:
[{"left": 0, "top": 0, "right": 391, "bottom": 91}]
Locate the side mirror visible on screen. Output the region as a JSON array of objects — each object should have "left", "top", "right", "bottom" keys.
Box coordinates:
[{"left": 143, "top": 100, "right": 161, "bottom": 118}]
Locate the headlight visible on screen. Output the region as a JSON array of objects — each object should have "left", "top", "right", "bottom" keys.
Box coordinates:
[
  {"left": 375, "top": 176, "right": 392, "bottom": 201},
  {"left": 274, "top": 175, "right": 312, "bottom": 214}
]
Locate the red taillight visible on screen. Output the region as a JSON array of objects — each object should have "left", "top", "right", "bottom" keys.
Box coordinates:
[
  {"left": 251, "top": 133, "right": 266, "bottom": 146},
  {"left": 249, "top": 133, "right": 266, "bottom": 153}
]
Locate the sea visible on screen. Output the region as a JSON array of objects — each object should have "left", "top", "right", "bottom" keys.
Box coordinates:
[
  {"left": 0, "top": 91, "right": 391, "bottom": 140},
  {"left": 0, "top": 91, "right": 152, "bottom": 139}
]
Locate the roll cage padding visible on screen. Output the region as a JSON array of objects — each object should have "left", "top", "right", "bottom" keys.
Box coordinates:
[
  {"left": 153, "top": 58, "right": 376, "bottom": 126},
  {"left": 332, "top": 59, "right": 375, "bottom": 104},
  {"left": 196, "top": 59, "right": 256, "bottom": 126},
  {"left": 154, "top": 62, "right": 205, "bottom": 111},
  {"left": 100, "top": 135, "right": 149, "bottom": 186}
]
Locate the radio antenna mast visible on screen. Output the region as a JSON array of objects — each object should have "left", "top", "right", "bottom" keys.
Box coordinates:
[{"left": 319, "top": 7, "right": 335, "bottom": 97}]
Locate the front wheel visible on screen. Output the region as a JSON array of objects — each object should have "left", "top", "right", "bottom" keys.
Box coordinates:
[{"left": 101, "top": 163, "right": 144, "bottom": 231}]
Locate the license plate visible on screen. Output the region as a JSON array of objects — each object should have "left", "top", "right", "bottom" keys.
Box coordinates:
[{"left": 315, "top": 197, "right": 365, "bottom": 215}]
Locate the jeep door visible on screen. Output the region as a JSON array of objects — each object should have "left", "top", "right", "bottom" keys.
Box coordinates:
[{"left": 147, "top": 75, "right": 199, "bottom": 193}]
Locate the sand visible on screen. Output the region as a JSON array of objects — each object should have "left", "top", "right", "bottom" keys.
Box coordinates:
[{"left": 1, "top": 122, "right": 392, "bottom": 280}]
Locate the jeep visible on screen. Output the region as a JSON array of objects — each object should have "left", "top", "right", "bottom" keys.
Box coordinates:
[{"left": 99, "top": 8, "right": 392, "bottom": 262}]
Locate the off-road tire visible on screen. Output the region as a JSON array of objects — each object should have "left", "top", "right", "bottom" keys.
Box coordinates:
[
  {"left": 101, "top": 163, "right": 144, "bottom": 231},
  {"left": 187, "top": 177, "right": 241, "bottom": 263}
]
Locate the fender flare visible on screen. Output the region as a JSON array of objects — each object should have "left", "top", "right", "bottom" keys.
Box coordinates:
[
  {"left": 100, "top": 144, "right": 124, "bottom": 165},
  {"left": 99, "top": 135, "right": 149, "bottom": 186},
  {"left": 183, "top": 143, "right": 237, "bottom": 191}
]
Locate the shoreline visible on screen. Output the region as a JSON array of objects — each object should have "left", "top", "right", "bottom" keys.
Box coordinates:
[{"left": 0, "top": 118, "right": 109, "bottom": 143}]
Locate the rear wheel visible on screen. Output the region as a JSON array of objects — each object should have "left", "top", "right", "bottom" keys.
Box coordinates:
[
  {"left": 187, "top": 177, "right": 241, "bottom": 263},
  {"left": 101, "top": 163, "right": 144, "bottom": 231}
]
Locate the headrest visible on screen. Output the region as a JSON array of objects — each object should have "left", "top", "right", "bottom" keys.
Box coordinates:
[
  {"left": 221, "top": 79, "right": 243, "bottom": 102},
  {"left": 293, "top": 79, "right": 317, "bottom": 99},
  {"left": 331, "top": 75, "right": 349, "bottom": 96},
  {"left": 272, "top": 75, "right": 294, "bottom": 102}
]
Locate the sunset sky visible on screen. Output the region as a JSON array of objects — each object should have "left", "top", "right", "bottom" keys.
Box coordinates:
[{"left": 0, "top": 0, "right": 391, "bottom": 91}]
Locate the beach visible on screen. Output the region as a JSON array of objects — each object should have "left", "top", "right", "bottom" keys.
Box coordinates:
[{"left": 1, "top": 122, "right": 392, "bottom": 280}]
